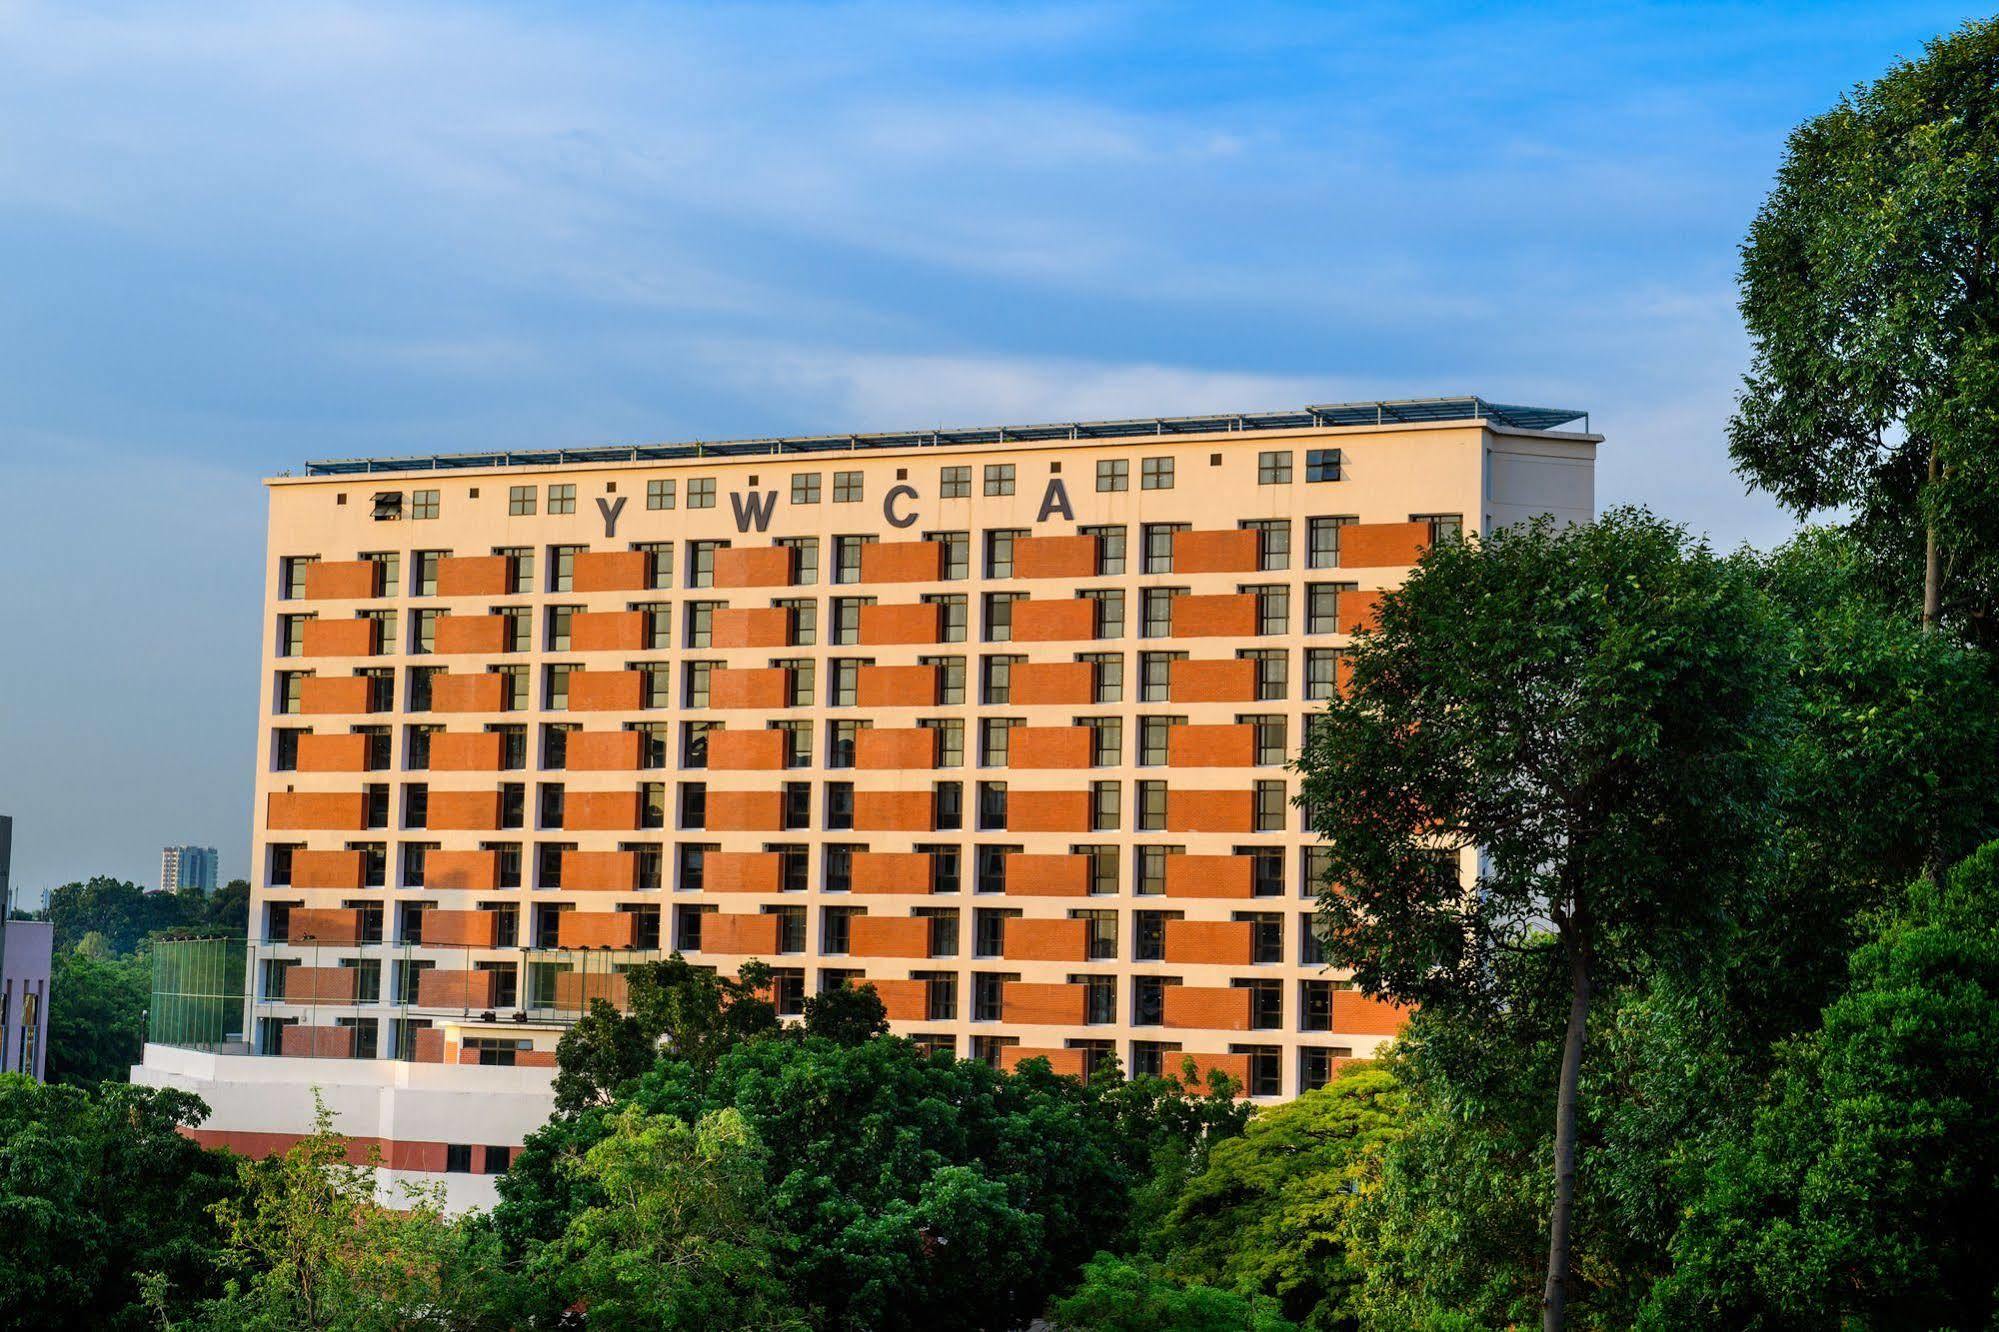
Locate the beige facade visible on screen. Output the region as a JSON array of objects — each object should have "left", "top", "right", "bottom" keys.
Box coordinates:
[{"left": 243, "top": 401, "right": 1596, "bottom": 1102}]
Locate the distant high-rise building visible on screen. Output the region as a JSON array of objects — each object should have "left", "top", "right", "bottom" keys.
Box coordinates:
[
  {"left": 161, "top": 844, "right": 220, "bottom": 894},
  {"left": 1, "top": 815, "right": 52, "bottom": 1080}
]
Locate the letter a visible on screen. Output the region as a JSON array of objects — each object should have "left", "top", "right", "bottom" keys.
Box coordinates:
[{"left": 1037, "top": 478, "right": 1074, "bottom": 523}]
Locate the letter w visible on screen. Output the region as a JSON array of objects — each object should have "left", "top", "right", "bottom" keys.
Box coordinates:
[{"left": 731, "top": 490, "right": 779, "bottom": 533}]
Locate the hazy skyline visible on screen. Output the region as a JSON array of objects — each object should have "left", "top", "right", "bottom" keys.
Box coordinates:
[{"left": 0, "top": 1, "right": 1976, "bottom": 898}]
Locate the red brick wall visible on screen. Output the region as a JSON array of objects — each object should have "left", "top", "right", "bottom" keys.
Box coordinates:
[
  {"left": 566, "top": 730, "right": 642, "bottom": 771},
  {"left": 267, "top": 792, "right": 367, "bottom": 831},
  {"left": 851, "top": 852, "right": 932, "bottom": 894},
  {"left": 712, "top": 667, "right": 788, "bottom": 710},
  {"left": 1005, "top": 853, "right": 1091, "bottom": 896},
  {"left": 855, "top": 790, "right": 934, "bottom": 832},
  {"left": 566, "top": 790, "right": 641, "bottom": 831},
  {"left": 428, "top": 789, "right": 503, "bottom": 831},
  {"left": 713, "top": 546, "right": 794, "bottom": 588},
  {"left": 436, "top": 555, "right": 509, "bottom": 597},
  {"left": 850, "top": 916, "right": 929, "bottom": 958},
  {"left": 855, "top": 728, "right": 938, "bottom": 770},
  {"left": 558, "top": 911, "right": 637, "bottom": 949},
  {"left": 302, "top": 560, "right": 377, "bottom": 600},
  {"left": 1003, "top": 982, "right": 1086, "bottom": 1024},
  {"left": 1168, "top": 658, "right": 1257, "bottom": 703},
  {"left": 706, "top": 852, "right": 782, "bottom": 893},
  {"left": 295, "top": 733, "right": 370, "bottom": 771},
  {"left": 1002, "top": 918, "right": 1087, "bottom": 962},
  {"left": 1165, "top": 789, "right": 1255, "bottom": 834},
  {"left": 425, "top": 909, "right": 498, "bottom": 947},
  {"left": 859, "top": 602, "right": 942, "bottom": 645},
  {"left": 1012, "top": 661, "right": 1094, "bottom": 705},
  {"left": 1166, "top": 723, "right": 1256, "bottom": 768},
  {"left": 288, "top": 908, "right": 364, "bottom": 943},
  {"left": 707, "top": 791, "right": 786, "bottom": 832},
  {"left": 1164, "top": 854, "right": 1254, "bottom": 899},
  {"left": 868, "top": 978, "right": 931, "bottom": 1022},
  {"left": 427, "top": 850, "right": 500, "bottom": 891},
  {"left": 299, "top": 676, "right": 373, "bottom": 715},
  {"left": 434, "top": 614, "right": 507, "bottom": 655},
  {"left": 1162, "top": 986, "right": 1252, "bottom": 1031},
  {"left": 1009, "top": 726, "right": 1093, "bottom": 769},
  {"left": 563, "top": 850, "right": 639, "bottom": 891},
  {"left": 1163, "top": 920, "right": 1253, "bottom": 965},
  {"left": 1333, "top": 990, "right": 1411, "bottom": 1036},
  {"left": 417, "top": 969, "right": 498, "bottom": 1009},
  {"left": 569, "top": 670, "right": 644, "bottom": 712},
  {"left": 1007, "top": 790, "right": 1092, "bottom": 832},
  {"left": 711, "top": 607, "right": 791, "bottom": 649},
  {"left": 572, "top": 550, "right": 648, "bottom": 593},
  {"left": 286, "top": 967, "right": 360, "bottom": 1003},
  {"left": 432, "top": 673, "right": 506, "bottom": 713},
  {"left": 1172, "top": 529, "right": 1260, "bottom": 573},
  {"left": 857, "top": 664, "right": 940, "bottom": 708},
  {"left": 707, "top": 729, "right": 786, "bottom": 770},
  {"left": 1338, "top": 589, "right": 1387, "bottom": 634},
  {"left": 1340, "top": 521, "right": 1429, "bottom": 568},
  {"left": 291, "top": 850, "right": 364, "bottom": 890},
  {"left": 300, "top": 617, "right": 379, "bottom": 658},
  {"left": 703, "top": 913, "right": 781, "bottom": 955},
  {"left": 860, "top": 540, "right": 943, "bottom": 583},
  {"left": 1171, "top": 594, "right": 1258, "bottom": 638},
  {"left": 572, "top": 611, "right": 647, "bottom": 652},
  {"left": 1013, "top": 598, "right": 1097, "bottom": 642},
  {"left": 280, "top": 1025, "right": 356, "bottom": 1058},
  {"left": 1014, "top": 534, "right": 1097, "bottom": 579},
  {"left": 429, "top": 731, "right": 504, "bottom": 771}
]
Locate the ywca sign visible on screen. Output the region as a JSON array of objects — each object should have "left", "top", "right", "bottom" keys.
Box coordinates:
[{"left": 595, "top": 478, "right": 1078, "bottom": 538}]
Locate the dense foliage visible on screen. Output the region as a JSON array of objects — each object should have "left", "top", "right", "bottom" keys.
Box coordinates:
[{"left": 38, "top": 874, "right": 247, "bottom": 954}]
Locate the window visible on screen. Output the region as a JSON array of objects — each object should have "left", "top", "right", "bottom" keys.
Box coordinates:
[
  {"left": 983, "top": 592, "right": 1023, "bottom": 642},
  {"left": 780, "top": 658, "right": 816, "bottom": 707},
  {"left": 509, "top": 485, "right": 536, "bottom": 516},
  {"left": 1138, "top": 651, "right": 1184, "bottom": 702},
  {"left": 686, "top": 600, "right": 721, "bottom": 648},
  {"left": 925, "top": 655, "right": 967, "bottom": 705},
  {"left": 1134, "top": 911, "right": 1176, "bottom": 963},
  {"left": 646, "top": 478, "right": 676, "bottom": 510},
  {"left": 985, "top": 529, "right": 1026, "bottom": 578},
  {"left": 833, "top": 535, "right": 874, "bottom": 585},
  {"left": 1082, "top": 524, "right": 1125, "bottom": 575},
  {"left": 413, "top": 550, "right": 444, "bottom": 597},
  {"left": 925, "top": 530, "right": 971, "bottom": 580},
  {"left": 832, "top": 471, "right": 863, "bottom": 503},
  {"left": 549, "top": 545, "right": 582, "bottom": 593},
  {"left": 1258, "top": 450, "right": 1292, "bottom": 484},
  {"left": 977, "top": 781, "right": 1007, "bottom": 831},
  {"left": 1076, "top": 908, "right": 1119, "bottom": 959},
  {"left": 279, "top": 555, "right": 318, "bottom": 600},
  {"left": 1413, "top": 512, "right": 1465, "bottom": 543},
  {"left": 1254, "top": 780, "right": 1288, "bottom": 831},
  {"left": 687, "top": 541, "right": 723, "bottom": 589},
  {"left": 1248, "top": 584, "right": 1289, "bottom": 634},
  {"left": 1242, "top": 649, "right": 1288, "bottom": 701},
  {"left": 1141, "top": 456, "right": 1174, "bottom": 490},
  {"left": 1081, "top": 651, "right": 1123, "bottom": 703},
  {"left": 1243, "top": 714, "right": 1287, "bottom": 766},
  {"left": 940, "top": 466, "right": 971, "bottom": 498},
  {"left": 637, "top": 602, "right": 672, "bottom": 649},
  {"left": 830, "top": 597, "right": 868, "bottom": 646},
  {"left": 791, "top": 473, "right": 820, "bottom": 504},
  {"left": 1302, "top": 981, "right": 1334, "bottom": 1032},
  {"left": 984, "top": 463, "right": 1015, "bottom": 497},
  {"left": 827, "top": 720, "right": 863, "bottom": 768},
  {"left": 1301, "top": 1046, "right": 1352, "bottom": 1092},
  {"left": 1082, "top": 589, "right": 1124, "bottom": 639},
  {"left": 774, "top": 597, "right": 815, "bottom": 646},
  {"left": 1243, "top": 518, "right": 1291, "bottom": 571},
  {"left": 830, "top": 658, "right": 864, "bottom": 707},
  {"left": 684, "top": 660, "right": 715, "bottom": 708},
  {"left": 1142, "top": 523, "right": 1186, "bottom": 574},
  {"left": 1305, "top": 648, "right": 1345, "bottom": 701},
  {"left": 546, "top": 605, "right": 578, "bottom": 652},
  {"left": 924, "top": 594, "right": 968, "bottom": 643},
  {"left": 1077, "top": 846, "right": 1120, "bottom": 897},
  {"left": 1306, "top": 449, "right": 1342, "bottom": 483},
  {"left": 688, "top": 478, "right": 716, "bottom": 509},
  {"left": 1237, "top": 979, "right": 1284, "bottom": 1031},
  {"left": 1140, "top": 588, "right": 1184, "bottom": 639},
  {"left": 1139, "top": 716, "right": 1183, "bottom": 766},
  {"left": 1238, "top": 909, "right": 1284, "bottom": 960},
  {"left": 778, "top": 536, "right": 818, "bottom": 585},
  {"left": 979, "top": 717, "right": 1021, "bottom": 767},
  {"left": 1234, "top": 1044, "right": 1282, "bottom": 1096},
  {"left": 278, "top": 614, "right": 309, "bottom": 657},
  {"left": 1307, "top": 516, "right": 1354, "bottom": 568},
  {"left": 1091, "top": 781, "right": 1121, "bottom": 832},
  {"left": 445, "top": 1144, "right": 474, "bottom": 1174},
  {"left": 1082, "top": 716, "right": 1122, "bottom": 767},
  {"left": 411, "top": 489, "right": 440, "bottom": 520},
  {"left": 547, "top": 484, "right": 576, "bottom": 515},
  {"left": 981, "top": 654, "right": 1022, "bottom": 704},
  {"left": 1078, "top": 975, "right": 1117, "bottom": 1024},
  {"left": 1096, "top": 459, "right": 1127, "bottom": 492},
  {"left": 824, "top": 783, "right": 855, "bottom": 831},
  {"left": 499, "top": 546, "right": 534, "bottom": 593},
  {"left": 1136, "top": 845, "right": 1178, "bottom": 896}
]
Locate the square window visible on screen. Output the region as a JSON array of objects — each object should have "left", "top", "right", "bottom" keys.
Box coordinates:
[
  {"left": 1097, "top": 459, "right": 1128, "bottom": 492},
  {"left": 833, "top": 471, "right": 863, "bottom": 503},
  {"left": 984, "top": 464, "right": 1015, "bottom": 497},
  {"left": 508, "top": 485, "right": 536, "bottom": 516},
  {"left": 547, "top": 484, "right": 576, "bottom": 515},
  {"left": 1141, "top": 457, "right": 1174, "bottom": 490},
  {"left": 1306, "top": 449, "right": 1342, "bottom": 483},
  {"left": 411, "top": 489, "right": 440, "bottom": 520},
  {"left": 1258, "top": 451, "right": 1293, "bottom": 484},
  {"left": 792, "top": 473, "right": 821, "bottom": 504},
  {"left": 940, "top": 466, "right": 971, "bottom": 499},
  {"left": 647, "top": 479, "right": 676, "bottom": 510},
  {"left": 688, "top": 479, "right": 716, "bottom": 509}
]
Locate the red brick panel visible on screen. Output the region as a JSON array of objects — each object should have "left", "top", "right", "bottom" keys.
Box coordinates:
[
  {"left": 1013, "top": 599, "right": 1097, "bottom": 643},
  {"left": 707, "top": 791, "right": 786, "bottom": 832},
  {"left": 712, "top": 608, "right": 791, "bottom": 650},
  {"left": 1168, "top": 658, "right": 1258, "bottom": 704},
  {"left": 434, "top": 615, "right": 508, "bottom": 655},
  {"left": 1164, "top": 854, "right": 1254, "bottom": 899},
  {"left": 1014, "top": 535, "right": 1098, "bottom": 580},
  {"left": 1008, "top": 727, "right": 1093, "bottom": 770},
  {"left": 429, "top": 731, "right": 503, "bottom": 772},
  {"left": 713, "top": 546, "right": 794, "bottom": 588},
  {"left": 432, "top": 673, "right": 506, "bottom": 713},
  {"left": 1163, "top": 1052, "right": 1251, "bottom": 1098},
  {"left": 267, "top": 792, "right": 367, "bottom": 831},
  {"left": 702, "top": 913, "right": 781, "bottom": 955},
  {"left": 573, "top": 550, "right": 648, "bottom": 593},
  {"left": 300, "top": 618, "right": 380, "bottom": 658},
  {"left": 860, "top": 541, "right": 943, "bottom": 584},
  {"left": 868, "top": 978, "right": 930, "bottom": 1022},
  {"left": 427, "top": 790, "right": 503, "bottom": 831},
  {"left": 1172, "top": 529, "right": 1261, "bottom": 574},
  {"left": 1171, "top": 594, "right": 1258, "bottom": 638},
  {"left": 851, "top": 852, "right": 933, "bottom": 894},
  {"left": 286, "top": 967, "right": 359, "bottom": 1004},
  {"left": 1002, "top": 918, "right": 1087, "bottom": 962},
  {"left": 427, "top": 850, "right": 500, "bottom": 892},
  {"left": 288, "top": 909, "right": 364, "bottom": 944},
  {"left": 569, "top": 670, "right": 644, "bottom": 712},
  {"left": 280, "top": 1025, "right": 356, "bottom": 1057},
  {"left": 299, "top": 676, "right": 374, "bottom": 716},
  {"left": 1002, "top": 982, "right": 1086, "bottom": 1025},
  {"left": 572, "top": 611, "right": 647, "bottom": 652},
  {"left": 301, "top": 560, "right": 378, "bottom": 600},
  {"left": 859, "top": 602, "right": 942, "bottom": 646},
  {"left": 706, "top": 852, "right": 782, "bottom": 893},
  {"left": 296, "top": 733, "right": 370, "bottom": 772},
  {"left": 707, "top": 729, "right": 786, "bottom": 770},
  {"left": 567, "top": 790, "right": 641, "bottom": 831},
  {"left": 1333, "top": 990, "right": 1412, "bottom": 1036},
  {"left": 711, "top": 667, "right": 788, "bottom": 710},
  {"left": 436, "top": 555, "right": 509, "bottom": 597},
  {"left": 563, "top": 850, "right": 640, "bottom": 892},
  {"left": 1166, "top": 723, "right": 1256, "bottom": 768},
  {"left": 417, "top": 969, "right": 498, "bottom": 1009},
  {"left": 566, "top": 730, "right": 642, "bottom": 771},
  {"left": 558, "top": 911, "right": 637, "bottom": 949},
  {"left": 1166, "top": 790, "right": 1256, "bottom": 834},
  {"left": 291, "top": 850, "right": 364, "bottom": 890},
  {"left": 857, "top": 664, "right": 940, "bottom": 709},
  {"left": 1340, "top": 521, "right": 1430, "bottom": 568},
  {"left": 554, "top": 971, "right": 630, "bottom": 1012},
  {"left": 855, "top": 728, "right": 939, "bottom": 771},
  {"left": 999, "top": 1045, "right": 1088, "bottom": 1075},
  {"left": 850, "top": 917, "right": 930, "bottom": 959},
  {"left": 855, "top": 790, "right": 935, "bottom": 832},
  {"left": 1007, "top": 790, "right": 1092, "bottom": 833},
  {"left": 1162, "top": 986, "right": 1252, "bottom": 1031},
  {"left": 411, "top": 1028, "right": 446, "bottom": 1063},
  {"left": 1006, "top": 853, "right": 1092, "bottom": 896},
  {"left": 424, "top": 909, "right": 498, "bottom": 947},
  {"left": 1163, "top": 920, "right": 1253, "bottom": 965},
  {"left": 1012, "top": 661, "right": 1095, "bottom": 706},
  {"left": 1337, "top": 589, "right": 1388, "bottom": 635}
]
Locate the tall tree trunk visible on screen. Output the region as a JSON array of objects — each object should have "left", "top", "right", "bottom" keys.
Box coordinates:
[
  {"left": 1924, "top": 445, "right": 1941, "bottom": 633},
  {"left": 1542, "top": 934, "right": 1592, "bottom": 1332}
]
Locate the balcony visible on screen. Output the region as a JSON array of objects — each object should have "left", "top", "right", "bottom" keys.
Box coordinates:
[
  {"left": 856, "top": 664, "right": 939, "bottom": 708},
  {"left": 1168, "top": 659, "right": 1257, "bottom": 704},
  {"left": 711, "top": 608, "right": 790, "bottom": 650},
  {"left": 572, "top": 551, "right": 647, "bottom": 593},
  {"left": 1013, "top": 535, "right": 1097, "bottom": 580},
  {"left": 1001, "top": 981, "right": 1086, "bottom": 1025},
  {"left": 1001, "top": 919, "right": 1087, "bottom": 962},
  {"left": 436, "top": 555, "right": 510, "bottom": 597},
  {"left": 1169, "top": 594, "right": 1257, "bottom": 638},
  {"left": 854, "top": 728, "right": 938, "bottom": 771},
  {"left": 1171, "top": 529, "right": 1259, "bottom": 574}
]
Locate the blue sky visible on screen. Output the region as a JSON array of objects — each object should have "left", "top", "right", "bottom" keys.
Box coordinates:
[{"left": 0, "top": 1, "right": 1979, "bottom": 899}]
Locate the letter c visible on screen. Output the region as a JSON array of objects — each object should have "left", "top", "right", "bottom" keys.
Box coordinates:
[{"left": 883, "top": 484, "right": 919, "bottom": 529}]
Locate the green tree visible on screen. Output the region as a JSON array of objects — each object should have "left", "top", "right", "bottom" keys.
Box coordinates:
[
  {"left": 1298, "top": 509, "right": 1792, "bottom": 1330},
  {"left": 1730, "top": 16, "right": 1999, "bottom": 636},
  {"left": 1051, "top": 1254, "right": 1296, "bottom": 1332},
  {"left": 1649, "top": 843, "right": 1999, "bottom": 1328},
  {"left": 801, "top": 979, "right": 889, "bottom": 1044},
  {"left": 44, "top": 946, "right": 151, "bottom": 1085},
  {"left": 0, "top": 1076, "right": 240, "bottom": 1330},
  {"left": 1159, "top": 1063, "right": 1403, "bottom": 1330},
  {"left": 201, "top": 1100, "right": 506, "bottom": 1330},
  {"left": 42, "top": 876, "right": 191, "bottom": 955},
  {"left": 550, "top": 954, "right": 779, "bottom": 1112}
]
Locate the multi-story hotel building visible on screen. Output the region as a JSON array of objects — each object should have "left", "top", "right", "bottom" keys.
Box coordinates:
[{"left": 137, "top": 396, "right": 1596, "bottom": 1204}]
